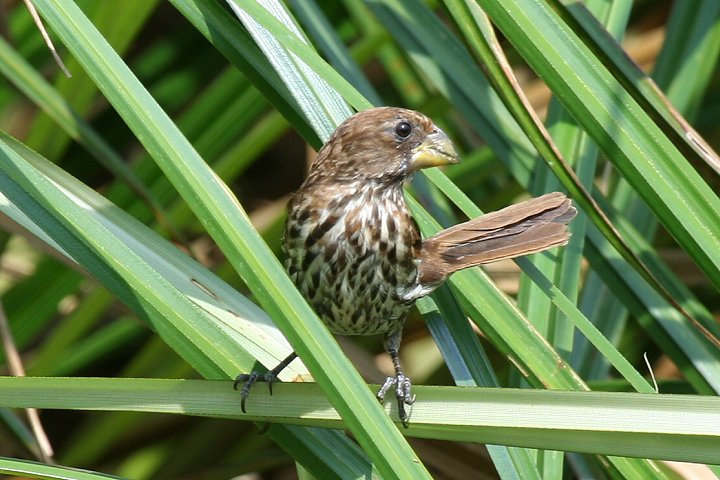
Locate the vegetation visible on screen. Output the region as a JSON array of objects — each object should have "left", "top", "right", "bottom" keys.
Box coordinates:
[{"left": 0, "top": 1, "right": 718, "bottom": 478}]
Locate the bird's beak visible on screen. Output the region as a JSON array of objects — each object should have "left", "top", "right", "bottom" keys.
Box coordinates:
[{"left": 410, "top": 128, "right": 459, "bottom": 171}]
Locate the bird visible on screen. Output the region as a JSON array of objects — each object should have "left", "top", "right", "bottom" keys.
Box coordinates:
[{"left": 235, "top": 106, "right": 577, "bottom": 426}]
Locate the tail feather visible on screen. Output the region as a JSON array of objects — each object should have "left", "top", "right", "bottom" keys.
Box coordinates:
[{"left": 419, "top": 192, "right": 577, "bottom": 286}]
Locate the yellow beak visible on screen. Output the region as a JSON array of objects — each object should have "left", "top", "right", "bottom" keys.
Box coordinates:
[{"left": 410, "top": 128, "right": 459, "bottom": 171}]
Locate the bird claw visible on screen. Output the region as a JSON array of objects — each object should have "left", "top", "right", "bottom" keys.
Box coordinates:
[
  {"left": 377, "top": 373, "right": 415, "bottom": 428},
  {"left": 234, "top": 371, "right": 278, "bottom": 413},
  {"left": 234, "top": 352, "right": 298, "bottom": 414}
]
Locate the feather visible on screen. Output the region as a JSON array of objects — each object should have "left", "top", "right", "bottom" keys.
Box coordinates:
[{"left": 418, "top": 192, "right": 577, "bottom": 286}]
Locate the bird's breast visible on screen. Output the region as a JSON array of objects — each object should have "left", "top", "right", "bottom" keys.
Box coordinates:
[{"left": 283, "top": 184, "right": 421, "bottom": 336}]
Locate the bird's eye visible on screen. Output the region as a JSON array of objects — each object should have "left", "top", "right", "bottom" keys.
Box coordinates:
[{"left": 394, "top": 121, "right": 412, "bottom": 139}]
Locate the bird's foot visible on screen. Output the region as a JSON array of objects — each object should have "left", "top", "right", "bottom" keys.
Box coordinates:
[
  {"left": 233, "top": 371, "right": 278, "bottom": 413},
  {"left": 377, "top": 373, "right": 415, "bottom": 428},
  {"left": 234, "top": 352, "right": 298, "bottom": 413}
]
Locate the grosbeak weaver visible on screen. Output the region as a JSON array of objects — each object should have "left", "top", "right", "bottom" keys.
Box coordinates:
[{"left": 236, "top": 107, "right": 576, "bottom": 426}]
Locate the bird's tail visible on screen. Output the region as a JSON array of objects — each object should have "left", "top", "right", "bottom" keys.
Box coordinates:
[{"left": 418, "top": 192, "right": 577, "bottom": 286}]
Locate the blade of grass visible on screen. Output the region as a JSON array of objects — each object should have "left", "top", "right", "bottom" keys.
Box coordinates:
[
  {"left": 2, "top": 377, "right": 719, "bottom": 465},
  {"left": 226, "top": 0, "right": 352, "bottom": 140},
  {"left": 288, "top": 0, "right": 382, "bottom": 106},
  {"left": 555, "top": 0, "right": 720, "bottom": 177},
  {"left": 0, "top": 131, "right": 290, "bottom": 379},
  {"left": 442, "top": 0, "right": 716, "bottom": 356},
  {"left": 169, "top": 0, "right": 320, "bottom": 147},
  {"left": 0, "top": 455, "right": 125, "bottom": 480},
  {"left": 477, "top": 0, "right": 720, "bottom": 295}
]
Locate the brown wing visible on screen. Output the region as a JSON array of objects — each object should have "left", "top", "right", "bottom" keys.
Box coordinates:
[{"left": 418, "top": 192, "right": 576, "bottom": 286}]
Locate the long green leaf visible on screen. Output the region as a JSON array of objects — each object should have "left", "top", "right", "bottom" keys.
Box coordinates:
[
  {"left": 477, "top": 0, "right": 720, "bottom": 294},
  {"left": 556, "top": 0, "right": 720, "bottom": 177},
  {"left": 0, "top": 455, "right": 125, "bottom": 480},
  {"left": 2, "top": 377, "right": 719, "bottom": 465}
]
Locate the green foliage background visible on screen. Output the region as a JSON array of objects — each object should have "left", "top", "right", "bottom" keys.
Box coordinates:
[{"left": 0, "top": 0, "right": 719, "bottom": 478}]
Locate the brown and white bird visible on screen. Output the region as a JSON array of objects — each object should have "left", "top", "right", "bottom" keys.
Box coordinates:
[{"left": 236, "top": 107, "right": 576, "bottom": 426}]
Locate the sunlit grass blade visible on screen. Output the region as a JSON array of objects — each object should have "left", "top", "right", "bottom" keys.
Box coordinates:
[
  {"left": 2, "top": 377, "right": 719, "bottom": 465},
  {"left": 226, "top": 0, "right": 352, "bottom": 141},
  {"left": 0, "top": 456, "right": 124, "bottom": 480},
  {"left": 342, "top": 0, "right": 431, "bottom": 107},
  {"left": 477, "top": 0, "right": 720, "bottom": 293},
  {"left": 0, "top": 35, "right": 187, "bottom": 250},
  {"left": 169, "top": 0, "right": 320, "bottom": 146},
  {"left": 0, "top": 131, "right": 293, "bottom": 378},
  {"left": 288, "top": 0, "right": 382, "bottom": 106},
  {"left": 555, "top": 0, "right": 720, "bottom": 176},
  {"left": 221, "top": 0, "right": 372, "bottom": 125}
]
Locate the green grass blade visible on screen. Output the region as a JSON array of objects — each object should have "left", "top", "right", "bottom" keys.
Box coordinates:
[
  {"left": 477, "top": 0, "right": 720, "bottom": 292},
  {"left": 169, "top": 0, "right": 320, "bottom": 146},
  {"left": 288, "top": 0, "right": 382, "bottom": 106},
  {"left": 0, "top": 456, "right": 125, "bottom": 480},
  {"left": 226, "top": 0, "right": 353, "bottom": 140},
  {"left": 2, "top": 377, "right": 719, "bottom": 465},
  {"left": 556, "top": 0, "right": 720, "bottom": 176},
  {"left": 0, "top": 131, "right": 289, "bottom": 378}
]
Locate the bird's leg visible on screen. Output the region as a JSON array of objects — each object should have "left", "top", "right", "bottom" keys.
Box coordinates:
[
  {"left": 234, "top": 351, "right": 298, "bottom": 413},
  {"left": 377, "top": 329, "right": 415, "bottom": 428}
]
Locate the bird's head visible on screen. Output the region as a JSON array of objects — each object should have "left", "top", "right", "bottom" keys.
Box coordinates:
[{"left": 310, "top": 107, "right": 459, "bottom": 184}]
